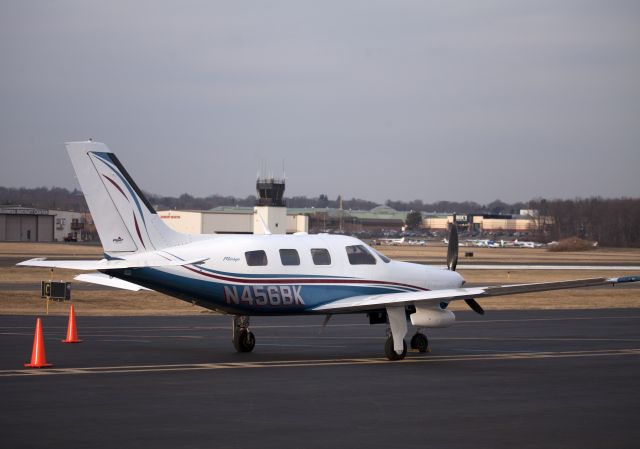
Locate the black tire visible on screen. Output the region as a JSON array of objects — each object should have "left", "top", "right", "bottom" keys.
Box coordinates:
[
  {"left": 233, "top": 330, "right": 256, "bottom": 353},
  {"left": 410, "top": 333, "right": 429, "bottom": 353},
  {"left": 384, "top": 336, "right": 407, "bottom": 361}
]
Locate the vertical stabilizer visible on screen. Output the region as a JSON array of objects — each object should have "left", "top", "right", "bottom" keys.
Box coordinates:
[{"left": 66, "top": 141, "right": 191, "bottom": 254}]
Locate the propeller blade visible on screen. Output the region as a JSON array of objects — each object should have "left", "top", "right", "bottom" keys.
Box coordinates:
[
  {"left": 465, "top": 298, "right": 485, "bottom": 315},
  {"left": 446, "top": 223, "right": 459, "bottom": 271}
]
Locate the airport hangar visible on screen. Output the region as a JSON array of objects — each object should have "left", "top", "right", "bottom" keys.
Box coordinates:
[
  {"left": 0, "top": 206, "right": 94, "bottom": 242},
  {"left": 422, "top": 210, "right": 539, "bottom": 233}
]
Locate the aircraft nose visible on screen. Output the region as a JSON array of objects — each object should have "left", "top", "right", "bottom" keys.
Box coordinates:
[
  {"left": 426, "top": 266, "right": 466, "bottom": 290},
  {"left": 440, "top": 269, "right": 465, "bottom": 288},
  {"left": 452, "top": 270, "right": 465, "bottom": 288}
]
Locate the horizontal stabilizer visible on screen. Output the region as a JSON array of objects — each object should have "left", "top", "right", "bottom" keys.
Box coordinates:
[
  {"left": 17, "top": 256, "right": 208, "bottom": 271},
  {"left": 74, "top": 273, "right": 151, "bottom": 291}
]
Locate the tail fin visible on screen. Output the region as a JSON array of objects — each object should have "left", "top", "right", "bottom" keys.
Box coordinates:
[{"left": 66, "top": 141, "right": 191, "bottom": 254}]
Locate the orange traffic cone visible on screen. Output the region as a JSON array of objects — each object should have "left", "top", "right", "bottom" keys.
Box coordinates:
[
  {"left": 62, "top": 304, "right": 82, "bottom": 343},
  {"left": 25, "top": 317, "right": 52, "bottom": 368}
]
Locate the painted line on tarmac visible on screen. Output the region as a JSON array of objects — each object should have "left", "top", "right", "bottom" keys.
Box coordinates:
[
  {"left": 457, "top": 315, "right": 640, "bottom": 324},
  {"left": 3, "top": 333, "right": 639, "bottom": 344},
  {"left": 1, "top": 315, "right": 639, "bottom": 335},
  {"left": 2, "top": 315, "right": 639, "bottom": 331},
  {"left": 0, "top": 332, "right": 206, "bottom": 339},
  {"left": 1, "top": 348, "right": 638, "bottom": 378},
  {"left": 441, "top": 336, "right": 640, "bottom": 342},
  {"left": 97, "top": 339, "right": 152, "bottom": 343},
  {"left": 0, "top": 323, "right": 373, "bottom": 331},
  {"left": 259, "top": 343, "right": 347, "bottom": 348}
]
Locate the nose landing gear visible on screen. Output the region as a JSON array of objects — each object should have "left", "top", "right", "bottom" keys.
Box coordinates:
[{"left": 232, "top": 315, "right": 255, "bottom": 353}]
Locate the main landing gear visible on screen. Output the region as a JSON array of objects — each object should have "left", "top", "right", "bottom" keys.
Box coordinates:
[
  {"left": 232, "top": 315, "right": 255, "bottom": 353},
  {"left": 410, "top": 332, "right": 429, "bottom": 353},
  {"left": 384, "top": 332, "right": 429, "bottom": 360},
  {"left": 383, "top": 307, "right": 432, "bottom": 360},
  {"left": 384, "top": 336, "right": 407, "bottom": 360}
]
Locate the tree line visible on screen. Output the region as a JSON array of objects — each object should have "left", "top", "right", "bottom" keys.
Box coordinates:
[
  {"left": 529, "top": 198, "right": 640, "bottom": 248},
  {"left": 0, "top": 187, "right": 88, "bottom": 212},
  {"left": 384, "top": 198, "right": 529, "bottom": 214},
  {"left": 0, "top": 187, "right": 381, "bottom": 212},
  {"left": 0, "top": 186, "right": 527, "bottom": 214}
]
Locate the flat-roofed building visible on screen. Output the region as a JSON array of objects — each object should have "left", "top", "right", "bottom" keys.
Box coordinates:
[
  {"left": 0, "top": 206, "right": 89, "bottom": 242},
  {"left": 158, "top": 207, "right": 308, "bottom": 235},
  {"left": 421, "top": 211, "right": 539, "bottom": 233}
]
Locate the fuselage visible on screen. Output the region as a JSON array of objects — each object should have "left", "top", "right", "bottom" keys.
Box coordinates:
[{"left": 107, "top": 234, "right": 464, "bottom": 315}]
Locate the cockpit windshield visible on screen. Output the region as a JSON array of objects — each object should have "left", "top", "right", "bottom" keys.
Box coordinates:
[{"left": 345, "top": 245, "right": 377, "bottom": 265}]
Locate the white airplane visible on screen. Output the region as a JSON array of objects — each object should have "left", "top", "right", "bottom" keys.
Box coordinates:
[
  {"left": 444, "top": 237, "right": 466, "bottom": 246},
  {"left": 378, "top": 237, "right": 405, "bottom": 245},
  {"left": 467, "top": 239, "right": 491, "bottom": 247},
  {"left": 514, "top": 239, "right": 544, "bottom": 248},
  {"left": 18, "top": 141, "right": 640, "bottom": 360}
]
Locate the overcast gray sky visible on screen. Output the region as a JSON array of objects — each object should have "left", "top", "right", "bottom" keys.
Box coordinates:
[{"left": 1, "top": 0, "right": 638, "bottom": 204}]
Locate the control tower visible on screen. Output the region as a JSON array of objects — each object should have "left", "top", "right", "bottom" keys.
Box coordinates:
[
  {"left": 254, "top": 177, "right": 287, "bottom": 234},
  {"left": 256, "top": 177, "right": 286, "bottom": 207}
]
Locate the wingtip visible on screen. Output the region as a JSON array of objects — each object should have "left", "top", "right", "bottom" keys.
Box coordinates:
[{"left": 610, "top": 275, "right": 640, "bottom": 284}]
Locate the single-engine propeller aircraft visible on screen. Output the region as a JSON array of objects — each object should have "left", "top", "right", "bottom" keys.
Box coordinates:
[{"left": 18, "top": 142, "right": 639, "bottom": 360}]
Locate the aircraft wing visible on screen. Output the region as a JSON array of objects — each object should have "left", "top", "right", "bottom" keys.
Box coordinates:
[
  {"left": 17, "top": 257, "right": 208, "bottom": 271},
  {"left": 74, "top": 273, "right": 151, "bottom": 291},
  {"left": 313, "top": 276, "right": 639, "bottom": 313},
  {"left": 457, "top": 265, "right": 640, "bottom": 271},
  {"left": 426, "top": 264, "right": 640, "bottom": 271}
]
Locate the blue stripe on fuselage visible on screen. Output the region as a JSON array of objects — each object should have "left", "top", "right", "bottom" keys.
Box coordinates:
[{"left": 109, "top": 267, "right": 408, "bottom": 315}]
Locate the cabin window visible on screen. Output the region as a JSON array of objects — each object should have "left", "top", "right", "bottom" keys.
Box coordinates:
[
  {"left": 311, "top": 248, "right": 331, "bottom": 265},
  {"left": 374, "top": 249, "right": 391, "bottom": 263},
  {"left": 279, "top": 249, "right": 300, "bottom": 266},
  {"left": 245, "top": 250, "right": 268, "bottom": 266},
  {"left": 346, "top": 245, "right": 377, "bottom": 265}
]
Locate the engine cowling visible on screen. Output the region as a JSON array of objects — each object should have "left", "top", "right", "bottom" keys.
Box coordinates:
[{"left": 410, "top": 305, "right": 455, "bottom": 328}]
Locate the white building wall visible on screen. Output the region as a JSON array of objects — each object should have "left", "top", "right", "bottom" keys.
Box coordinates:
[
  {"left": 158, "top": 211, "right": 204, "bottom": 234},
  {"left": 254, "top": 206, "right": 287, "bottom": 234},
  {"left": 422, "top": 217, "right": 450, "bottom": 230},
  {"left": 159, "top": 209, "right": 309, "bottom": 235},
  {"left": 292, "top": 215, "right": 309, "bottom": 233},
  {"left": 481, "top": 218, "right": 535, "bottom": 232},
  {"left": 202, "top": 213, "right": 253, "bottom": 234}
]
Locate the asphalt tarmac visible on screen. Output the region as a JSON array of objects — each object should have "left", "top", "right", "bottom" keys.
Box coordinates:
[{"left": 1, "top": 310, "right": 639, "bottom": 449}]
